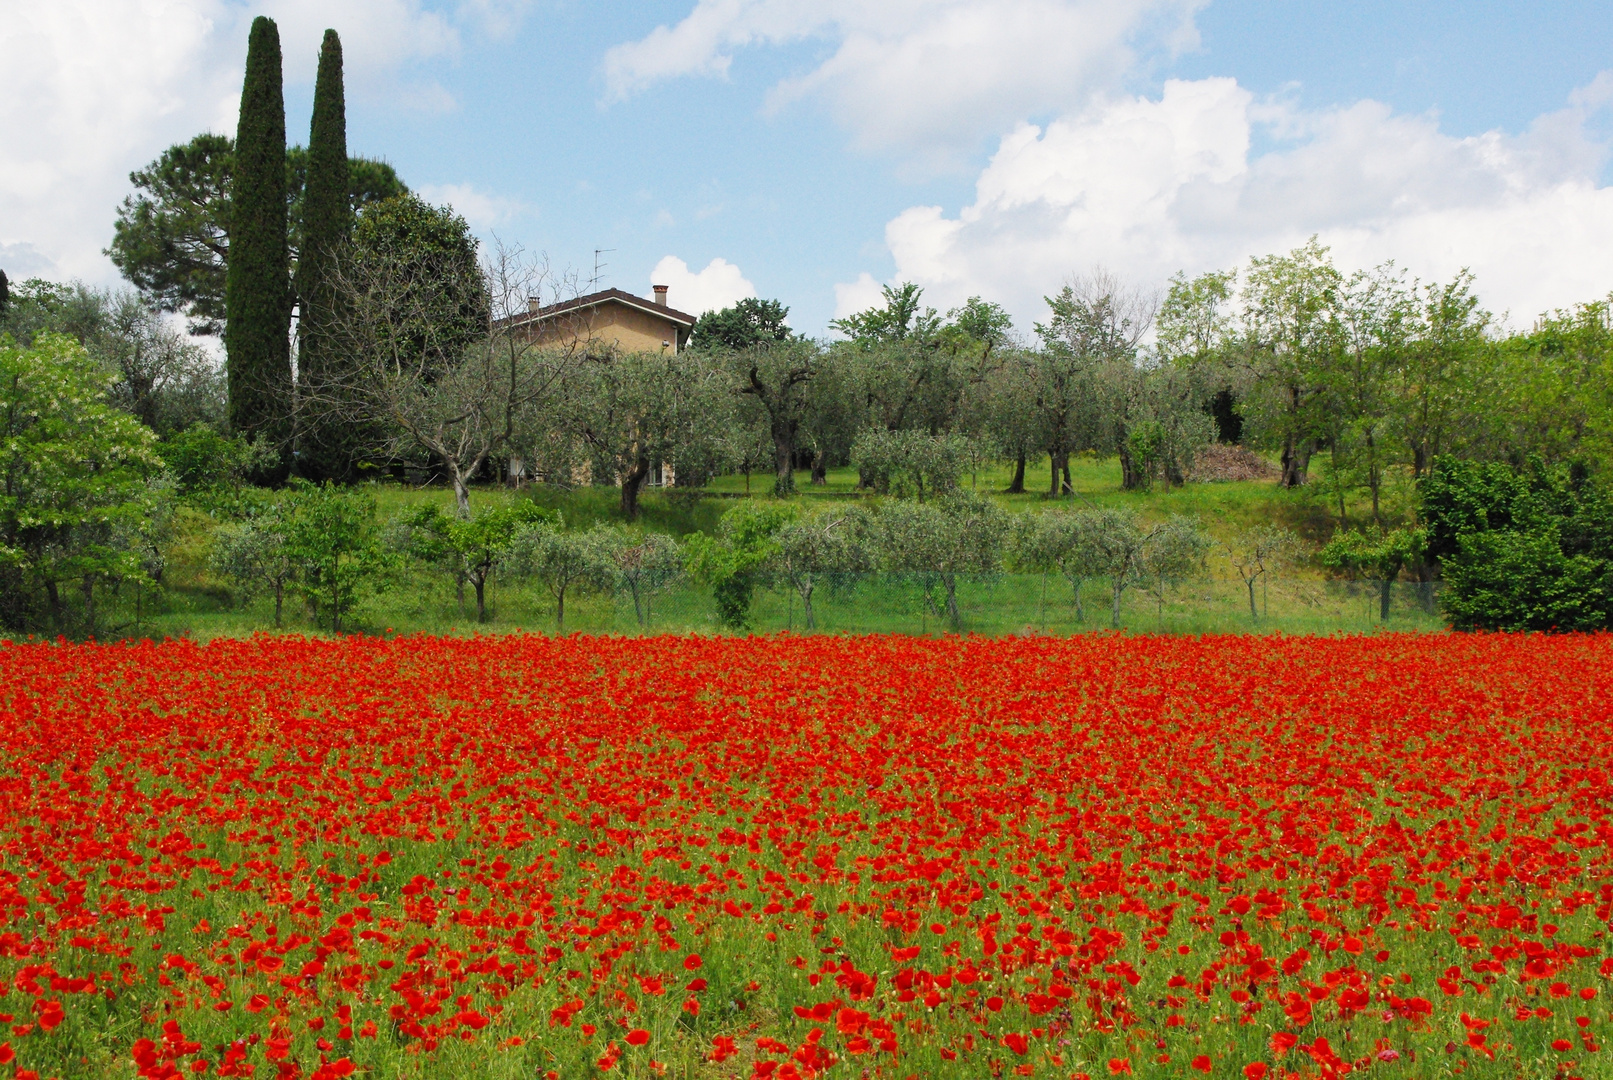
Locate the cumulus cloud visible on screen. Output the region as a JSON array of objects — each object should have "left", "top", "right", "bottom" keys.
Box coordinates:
[
  {"left": 649, "top": 256, "right": 757, "bottom": 316},
  {"left": 0, "top": 0, "right": 526, "bottom": 285},
  {"left": 851, "top": 75, "right": 1613, "bottom": 330},
  {"left": 604, "top": 0, "right": 1204, "bottom": 163},
  {"left": 832, "top": 272, "right": 886, "bottom": 319}
]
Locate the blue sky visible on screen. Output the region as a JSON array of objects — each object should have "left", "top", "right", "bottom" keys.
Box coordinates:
[{"left": 4, "top": 0, "right": 1612, "bottom": 335}]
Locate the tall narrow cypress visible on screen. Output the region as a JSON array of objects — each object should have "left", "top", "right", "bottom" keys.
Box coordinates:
[
  {"left": 226, "top": 15, "right": 292, "bottom": 468},
  {"left": 297, "top": 28, "right": 353, "bottom": 480}
]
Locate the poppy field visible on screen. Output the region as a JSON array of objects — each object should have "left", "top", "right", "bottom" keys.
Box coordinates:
[{"left": 1, "top": 634, "right": 1611, "bottom": 1080}]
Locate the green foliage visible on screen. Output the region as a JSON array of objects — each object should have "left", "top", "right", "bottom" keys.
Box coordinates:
[
  {"left": 831, "top": 283, "right": 939, "bottom": 347},
  {"left": 158, "top": 423, "right": 276, "bottom": 500},
  {"left": 936, "top": 297, "right": 1014, "bottom": 358},
  {"left": 0, "top": 333, "right": 162, "bottom": 632},
  {"left": 107, "top": 132, "right": 405, "bottom": 337},
  {"left": 872, "top": 491, "right": 1007, "bottom": 629},
  {"left": 1224, "top": 524, "right": 1300, "bottom": 621},
  {"left": 346, "top": 194, "right": 488, "bottom": 380},
  {"left": 281, "top": 481, "right": 393, "bottom": 632},
  {"left": 1317, "top": 524, "right": 1426, "bottom": 580},
  {"left": 225, "top": 16, "right": 293, "bottom": 465},
  {"left": 501, "top": 517, "right": 619, "bottom": 632},
  {"left": 399, "top": 501, "right": 556, "bottom": 622},
  {"left": 1421, "top": 456, "right": 1613, "bottom": 630},
  {"left": 684, "top": 501, "right": 795, "bottom": 629},
  {"left": 209, "top": 495, "right": 298, "bottom": 627},
  {"left": 1441, "top": 530, "right": 1610, "bottom": 632},
  {"left": 1318, "top": 524, "right": 1427, "bottom": 620},
  {"left": 107, "top": 133, "right": 234, "bottom": 335},
  {"left": 605, "top": 532, "right": 684, "bottom": 628},
  {"left": 850, "top": 428, "right": 970, "bottom": 499},
  {"left": 296, "top": 29, "right": 354, "bottom": 481},
  {"left": 771, "top": 508, "right": 871, "bottom": 629},
  {"left": 689, "top": 298, "right": 793, "bottom": 351}
]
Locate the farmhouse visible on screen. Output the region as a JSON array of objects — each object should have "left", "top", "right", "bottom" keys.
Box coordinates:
[{"left": 506, "top": 284, "right": 697, "bottom": 354}]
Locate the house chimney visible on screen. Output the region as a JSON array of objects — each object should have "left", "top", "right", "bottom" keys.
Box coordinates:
[
  {"left": 653, "top": 284, "right": 668, "bottom": 306},
  {"left": 527, "top": 297, "right": 541, "bottom": 314}
]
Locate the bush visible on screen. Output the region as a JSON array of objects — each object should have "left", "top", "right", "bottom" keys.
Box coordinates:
[{"left": 1422, "top": 456, "right": 1613, "bottom": 630}]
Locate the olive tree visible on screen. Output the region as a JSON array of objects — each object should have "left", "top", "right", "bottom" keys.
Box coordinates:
[
  {"left": 210, "top": 495, "right": 298, "bottom": 627},
  {"left": 771, "top": 508, "right": 871, "bottom": 629},
  {"left": 502, "top": 518, "right": 617, "bottom": 632},
  {"left": 1011, "top": 509, "right": 1105, "bottom": 622},
  {"left": 873, "top": 491, "right": 1008, "bottom": 630},
  {"left": 324, "top": 210, "right": 576, "bottom": 515},
  {"left": 608, "top": 532, "right": 683, "bottom": 628},
  {"left": 850, "top": 428, "right": 972, "bottom": 500},
  {"left": 1225, "top": 524, "right": 1300, "bottom": 621}
]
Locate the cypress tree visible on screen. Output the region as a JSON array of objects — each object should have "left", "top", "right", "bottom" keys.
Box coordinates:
[
  {"left": 226, "top": 15, "right": 292, "bottom": 472},
  {"left": 297, "top": 28, "right": 354, "bottom": 480}
]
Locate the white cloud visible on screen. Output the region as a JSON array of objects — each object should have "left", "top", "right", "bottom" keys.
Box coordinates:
[
  {"left": 0, "top": 0, "right": 525, "bottom": 286},
  {"left": 650, "top": 255, "right": 756, "bottom": 316},
  {"left": 856, "top": 75, "right": 1613, "bottom": 330},
  {"left": 604, "top": 0, "right": 1205, "bottom": 163},
  {"left": 832, "top": 272, "right": 885, "bottom": 319},
  {"left": 416, "top": 182, "right": 530, "bottom": 230}
]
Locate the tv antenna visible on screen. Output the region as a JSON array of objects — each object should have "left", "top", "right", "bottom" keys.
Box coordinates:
[{"left": 591, "top": 248, "right": 615, "bottom": 292}]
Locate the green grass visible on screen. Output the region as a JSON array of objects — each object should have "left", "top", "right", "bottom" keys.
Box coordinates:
[{"left": 114, "top": 455, "right": 1438, "bottom": 642}]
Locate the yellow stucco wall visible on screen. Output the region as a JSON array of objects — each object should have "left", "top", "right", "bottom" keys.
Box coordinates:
[{"left": 522, "top": 299, "right": 685, "bottom": 354}]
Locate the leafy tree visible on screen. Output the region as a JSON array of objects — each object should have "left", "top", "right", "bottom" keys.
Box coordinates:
[
  {"left": 91, "top": 291, "right": 224, "bottom": 433},
  {"left": 1420, "top": 456, "right": 1613, "bottom": 631},
  {"left": 723, "top": 340, "right": 819, "bottom": 497},
  {"left": 560, "top": 348, "right": 718, "bottom": 519},
  {"left": 684, "top": 501, "right": 794, "bottom": 629},
  {"left": 1237, "top": 237, "right": 1342, "bottom": 488},
  {"left": 689, "top": 298, "right": 792, "bottom": 351},
  {"left": 327, "top": 230, "right": 567, "bottom": 516},
  {"left": 1441, "top": 529, "right": 1609, "bottom": 632},
  {"left": 1318, "top": 524, "right": 1426, "bottom": 621},
  {"left": 1033, "top": 272, "right": 1156, "bottom": 493},
  {"left": 108, "top": 136, "right": 405, "bottom": 336},
  {"left": 872, "top": 491, "right": 1007, "bottom": 630},
  {"left": 831, "top": 283, "right": 939, "bottom": 347},
  {"left": 771, "top": 509, "right": 870, "bottom": 629},
  {"left": 1011, "top": 509, "right": 1105, "bottom": 622},
  {"left": 502, "top": 518, "right": 617, "bottom": 632},
  {"left": 159, "top": 423, "right": 277, "bottom": 500},
  {"left": 0, "top": 270, "right": 9, "bottom": 318},
  {"left": 608, "top": 532, "right": 683, "bottom": 628},
  {"left": 1397, "top": 272, "right": 1495, "bottom": 478},
  {"left": 225, "top": 16, "right": 293, "bottom": 466},
  {"left": 400, "top": 501, "right": 555, "bottom": 622},
  {"left": 937, "top": 297, "right": 1014, "bottom": 359},
  {"left": 0, "top": 333, "right": 162, "bottom": 632},
  {"left": 297, "top": 29, "right": 355, "bottom": 481},
  {"left": 209, "top": 496, "right": 298, "bottom": 627},
  {"left": 850, "top": 428, "right": 970, "bottom": 499},
  {"left": 1070, "top": 508, "right": 1203, "bottom": 628},
  {"left": 108, "top": 134, "right": 234, "bottom": 336},
  {"left": 282, "top": 481, "right": 392, "bottom": 632},
  {"left": 1137, "top": 515, "right": 1212, "bottom": 624}
]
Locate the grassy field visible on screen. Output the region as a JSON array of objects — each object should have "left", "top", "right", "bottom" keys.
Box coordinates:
[{"left": 118, "top": 456, "right": 1446, "bottom": 641}]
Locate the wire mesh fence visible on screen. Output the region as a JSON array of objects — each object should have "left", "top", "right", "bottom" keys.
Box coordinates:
[{"left": 403, "top": 574, "right": 1448, "bottom": 637}]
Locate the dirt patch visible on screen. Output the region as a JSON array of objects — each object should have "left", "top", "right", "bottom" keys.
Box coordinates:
[{"left": 1189, "top": 444, "right": 1279, "bottom": 483}]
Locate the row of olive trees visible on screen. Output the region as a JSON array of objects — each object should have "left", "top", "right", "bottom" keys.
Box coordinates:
[{"left": 207, "top": 483, "right": 1251, "bottom": 633}]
